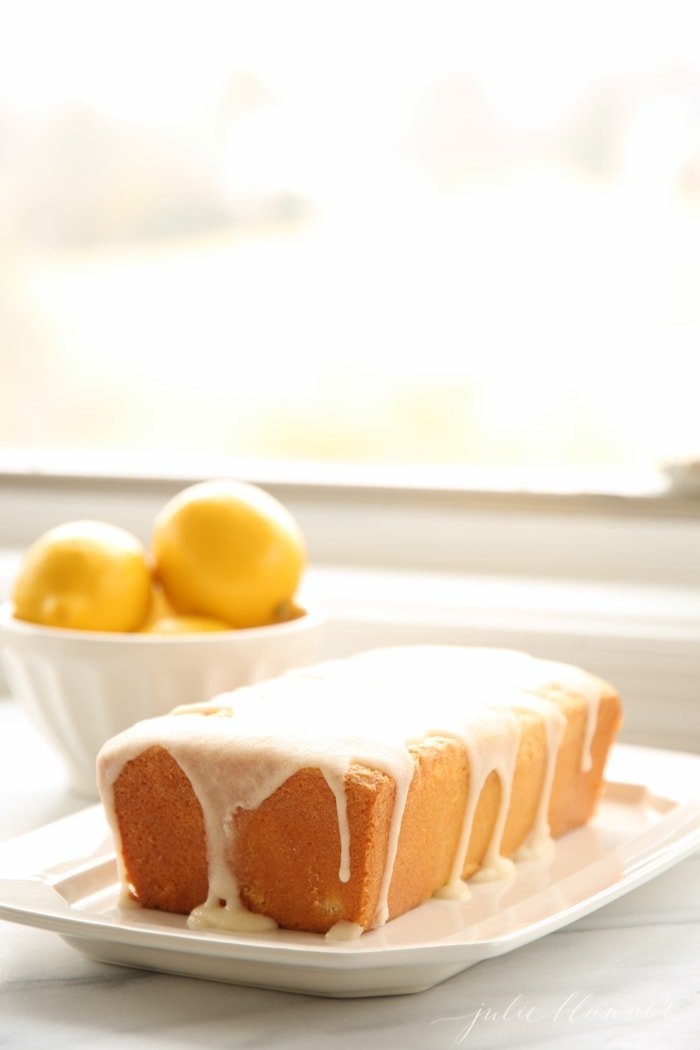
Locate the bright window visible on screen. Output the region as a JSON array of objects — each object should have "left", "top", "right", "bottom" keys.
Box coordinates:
[{"left": 2, "top": 1, "right": 700, "bottom": 483}]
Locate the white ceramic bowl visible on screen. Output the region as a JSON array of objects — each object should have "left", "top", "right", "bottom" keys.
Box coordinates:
[{"left": 0, "top": 599, "right": 325, "bottom": 798}]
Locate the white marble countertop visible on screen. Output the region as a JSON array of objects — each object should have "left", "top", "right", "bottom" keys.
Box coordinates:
[{"left": 1, "top": 697, "right": 698, "bottom": 1050}]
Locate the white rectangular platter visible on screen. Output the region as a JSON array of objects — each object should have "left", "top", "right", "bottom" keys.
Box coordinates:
[{"left": 0, "top": 743, "right": 698, "bottom": 998}]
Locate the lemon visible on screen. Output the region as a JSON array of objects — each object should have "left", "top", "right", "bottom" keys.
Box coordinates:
[
  {"left": 13, "top": 521, "right": 152, "bottom": 632},
  {"left": 152, "top": 480, "right": 305, "bottom": 629},
  {"left": 140, "top": 582, "right": 232, "bottom": 634},
  {"left": 141, "top": 582, "right": 176, "bottom": 629},
  {"left": 142, "top": 614, "right": 233, "bottom": 635}
]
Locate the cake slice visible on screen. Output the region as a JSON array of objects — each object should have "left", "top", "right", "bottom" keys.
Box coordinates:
[{"left": 97, "top": 646, "right": 622, "bottom": 938}]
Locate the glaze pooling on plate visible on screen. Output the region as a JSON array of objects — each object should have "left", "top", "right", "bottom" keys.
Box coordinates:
[{"left": 97, "top": 645, "right": 608, "bottom": 938}]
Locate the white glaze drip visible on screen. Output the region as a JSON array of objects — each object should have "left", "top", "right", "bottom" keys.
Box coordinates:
[
  {"left": 188, "top": 900, "right": 277, "bottom": 933},
  {"left": 117, "top": 883, "right": 141, "bottom": 909},
  {"left": 419, "top": 702, "right": 518, "bottom": 900},
  {"left": 509, "top": 654, "right": 602, "bottom": 772},
  {"left": 372, "top": 749, "right": 414, "bottom": 926},
  {"left": 98, "top": 645, "right": 609, "bottom": 934},
  {"left": 511, "top": 694, "right": 567, "bottom": 861},
  {"left": 325, "top": 920, "right": 364, "bottom": 942},
  {"left": 323, "top": 768, "right": 351, "bottom": 883}
]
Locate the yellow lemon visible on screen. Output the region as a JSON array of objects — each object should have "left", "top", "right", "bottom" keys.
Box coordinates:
[
  {"left": 13, "top": 520, "right": 152, "bottom": 632},
  {"left": 152, "top": 480, "right": 305, "bottom": 629},
  {"left": 142, "top": 614, "right": 233, "bottom": 635},
  {"left": 141, "top": 582, "right": 176, "bottom": 629}
]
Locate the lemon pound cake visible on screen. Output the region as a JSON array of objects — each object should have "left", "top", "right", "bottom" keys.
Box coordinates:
[{"left": 97, "top": 646, "right": 622, "bottom": 939}]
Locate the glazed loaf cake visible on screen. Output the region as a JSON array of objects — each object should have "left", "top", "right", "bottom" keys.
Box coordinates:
[{"left": 97, "top": 646, "right": 622, "bottom": 939}]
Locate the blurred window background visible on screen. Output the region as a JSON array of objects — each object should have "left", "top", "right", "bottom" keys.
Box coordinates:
[{"left": 2, "top": 0, "right": 700, "bottom": 488}]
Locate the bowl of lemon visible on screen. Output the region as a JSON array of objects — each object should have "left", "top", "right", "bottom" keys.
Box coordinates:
[{"left": 0, "top": 480, "right": 325, "bottom": 797}]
